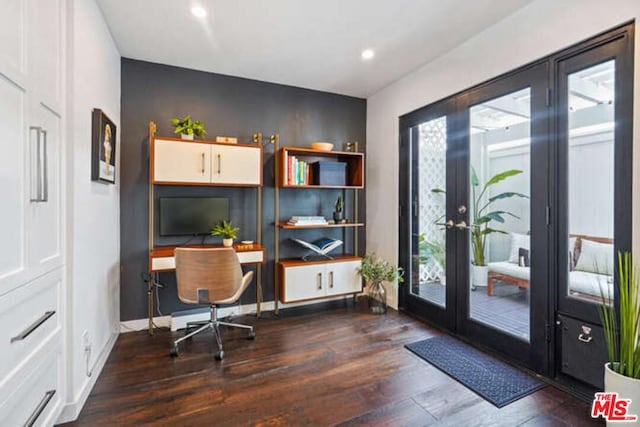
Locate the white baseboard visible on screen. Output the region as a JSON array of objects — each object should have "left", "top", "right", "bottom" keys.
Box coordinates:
[
  {"left": 57, "top": 330, "right": 119, "bottom": 424},
  {"left": 119, "top": 315, "right": 171, "bottom": 333},
  {"left": 119, "top": 296, "right": 358, "bottom": 332}
]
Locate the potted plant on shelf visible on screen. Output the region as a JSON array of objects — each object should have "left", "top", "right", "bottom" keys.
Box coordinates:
[
  {"left": 357, "top": 253, "right": 404, "bottom": 314},
  {"left": 211, "top": 220, "right": 239, "bottom": 247},
  {"left": 333, "top": 196, "right": 344, "bottom": 223},
  {"left": 170, "top": 115, "right": 207, "bottom": 140},
  {"left": 599, "top": 252, "right": 640, "bottom": 425}
]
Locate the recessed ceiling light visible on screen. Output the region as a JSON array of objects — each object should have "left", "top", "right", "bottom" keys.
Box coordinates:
[
  {"left": 361, "top": 49, "right": 375, "bottom": 60},
  {"left": 191, "top": 6, "right": 207, "bottom": 18}
]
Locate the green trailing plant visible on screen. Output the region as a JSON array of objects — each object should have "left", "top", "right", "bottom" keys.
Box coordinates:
[
  {"left": 598, "top": 251, "right": 640, "bottom": 379},
  {"left": 171, "top": 115, "right": 207, "bottom": 137},
  {"left": 418, "top": 233, "right": 445, "bottom": 270},
  {"left": 433, "top": 166, "right": 528, "bottom": 266},
  {"left": 357, "top": 252, "right": 404, "bottom": 284},
  {"left": 211, "top": 220, "right": 239, "bottom": 240}
]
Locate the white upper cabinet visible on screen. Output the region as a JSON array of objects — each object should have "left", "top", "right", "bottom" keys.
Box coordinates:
[
  {"left": 153, "top": 140, "right": 211, "bottom": 184},
  {"left": 29, "top": 0, "right": 63, "bottom": 113},
  {"left": 212, "top": 144, "right": 261, "bottom": 186},
  {"left": 153, "top": 138, "right": 262, "bottom": 186},
  {"left": 0, "top": 0, "right": 64, "bottom": 294}
]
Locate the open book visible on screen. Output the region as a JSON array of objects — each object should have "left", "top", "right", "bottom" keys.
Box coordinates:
[{"left": 291, "top": 238, "right": 343, "bottom": 260}]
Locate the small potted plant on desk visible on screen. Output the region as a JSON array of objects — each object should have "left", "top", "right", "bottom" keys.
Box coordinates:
[
  {"left": 211, "top": 220, "right": 239, "bottom": 247},
  {"left": 357, "top": 253, "right": 404, "bottom": 314},
  {"left": 599, "top": 252, "right": 640, "bottom": 425},
  {"left": 171, "top": 115, "right": 207, "bottom": 140}
]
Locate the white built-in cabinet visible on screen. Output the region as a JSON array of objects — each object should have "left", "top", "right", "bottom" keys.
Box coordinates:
[
  {"left": 153, "top": 138, "right": 262, "bottom": 186},
  {"left": 278, "top": 258, "right": 362, "bottom": 303},
  {"left": 0, "top": 0, "right": 65, "bottom": 425}
]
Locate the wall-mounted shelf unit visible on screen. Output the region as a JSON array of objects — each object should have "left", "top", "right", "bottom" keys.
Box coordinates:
[
  {"left": 146, "top": 124, "right": 266, "bottom": 334},
  {"left": 274, "top": 143, "right": 364, "bottom": 313}
]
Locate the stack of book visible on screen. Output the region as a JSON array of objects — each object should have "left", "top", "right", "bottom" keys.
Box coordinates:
[
  {"left": 287, "top": 155, "right": 311, "bottom": 185},
  {"left": 287, "top": 216, "right": 328, "bottom": 226}
]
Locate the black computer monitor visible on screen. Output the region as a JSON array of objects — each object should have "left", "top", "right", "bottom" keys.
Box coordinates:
[{"left": 159, "top": 197, "right": 229, "bottom": 236}]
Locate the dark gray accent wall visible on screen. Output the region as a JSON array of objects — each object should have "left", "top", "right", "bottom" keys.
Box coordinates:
[{"left": 120, "top": 58, "right": 366, "bottom": 321}]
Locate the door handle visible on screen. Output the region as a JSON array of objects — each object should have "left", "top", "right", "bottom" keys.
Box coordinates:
[
  {"left": 217, "top": 154, "right": 221, "bottom": 174},
  {"left": 29, "top": 126, "right": 42, "bottom": 202},
  {"left": 329, "top": 271, "right": 334, "bottom": 288},
  {"left": 455, "top": 220, "right": 472, "bottom": 230},
  {"left": 317, "top": 272, "right": 322, "bottom": 290},
  {"left": 201, "top": 153, "right": 205, "bottom": 173},
  {"left": 41, "top": 129, "right": 48, "bottom": 202},
  {"left": 435, "top": 220, "right": 454, "bottom": 229}
]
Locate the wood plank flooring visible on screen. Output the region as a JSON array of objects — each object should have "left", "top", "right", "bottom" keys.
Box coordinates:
[{"left": 64, "top": 302, "right": 602, "bottom": 426}]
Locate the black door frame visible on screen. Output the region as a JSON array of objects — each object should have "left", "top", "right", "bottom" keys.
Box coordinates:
[
  {"left": 455, "top": 61, "right": 550, "bottom": 375},
  {"left": 399, "top": 97, "right": 460, "bottom": 331},
  {"left": 398, "top": 22, "right": 634, "bottom": 379},
  {"left": 551, "top": 24, "right": 634, "bottom": 380}
]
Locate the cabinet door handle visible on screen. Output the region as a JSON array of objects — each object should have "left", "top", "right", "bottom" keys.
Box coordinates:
[
  {"left": 41, "top": 129, "right": 48, "bottom": 202},
  {"left": 329, "top": 271, "right": 334, "bottom": 288},
  {"left": 29, "top": 126, "right": 42, "bottom": 202},
  {"left": 217, "top": 154, "right": 221, "bottom": 174},
  {"left": 25, "top": 389, "right": 56, "bottom": 427},
  {"left": 201, "top": 153, "right": 205, "bottom": 173},
  {"left": 317, "top": 272, "right": 322, "bottom": 290},
  {"left": 11, "top": 311, "right": 55, "bottom": 343}
]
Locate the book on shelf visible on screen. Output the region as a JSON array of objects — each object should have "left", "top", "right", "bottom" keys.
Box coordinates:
[
  {"left": 291, "top": 238, "right": 343, "bottom": 259},
  {"left": 286, "top": 155, "right": 311, "bottom": 185},
  {"left": 287, "top": 216, "right": 328, "bottom": 226}
]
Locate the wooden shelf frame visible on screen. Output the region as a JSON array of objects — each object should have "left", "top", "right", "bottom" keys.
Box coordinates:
[{"left": 277, "top": 146, "right": 364, "bottom": 188}]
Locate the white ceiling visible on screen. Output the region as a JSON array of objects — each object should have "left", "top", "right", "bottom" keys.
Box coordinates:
[{"left": 96, "top": 0, "right": 533, "bottom": 98}]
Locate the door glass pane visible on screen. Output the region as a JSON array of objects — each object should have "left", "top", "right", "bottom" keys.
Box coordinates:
[
  {"left": 411, "top": 117, "right": 447, "bottom": 307},
  {"left": 469, "top": 88, "right": 531, "bottom": 341},
  {"left": 567, "top": 60, "right": 615, "bottom": 305}
]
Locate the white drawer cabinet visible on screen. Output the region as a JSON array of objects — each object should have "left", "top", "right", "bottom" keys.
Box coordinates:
[
  {"left": 153, "top": 138, "right": 262, "bottom": 186},
  {"left": 0, "top": 270, "right": 61, "bottom": 383},
  {"left": 278, "top": 258, "right": 362, "bottom": 303},
  {"left": 0, "top": 337, "right": 62, "bottom": 427}
]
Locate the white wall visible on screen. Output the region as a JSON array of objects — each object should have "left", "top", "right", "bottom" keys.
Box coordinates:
[
  {"left": 366, "top": 0, "right": 640, "bottom": 309},
  {"left": 63, "top": 0, "right": 121, "bottom": 420}
]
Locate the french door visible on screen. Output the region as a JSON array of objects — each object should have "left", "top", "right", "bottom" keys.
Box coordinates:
[
  {"left": 399, "top": 24, "right": 633, "bottom": 379},
  {"left": 400, "top": 63, "right": 551, "bottom": 373}
]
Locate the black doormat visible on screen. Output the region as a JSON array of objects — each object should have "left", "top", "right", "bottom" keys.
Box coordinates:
[{"left": 405, "top": 335, "right": 546, "bottom": 408}]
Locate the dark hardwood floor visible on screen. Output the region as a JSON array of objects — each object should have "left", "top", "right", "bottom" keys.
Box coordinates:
[{"left": 64, "top": 301, "right": 601, "bottom": 426}]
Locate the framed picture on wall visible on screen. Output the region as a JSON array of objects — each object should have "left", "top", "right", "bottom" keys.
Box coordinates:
[{"left": 91, "top": 108, "right": 117, "bottom": 184}]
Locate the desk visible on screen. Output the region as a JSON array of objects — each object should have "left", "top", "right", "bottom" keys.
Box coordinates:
[{"left": 147, "top": 243, "right": 266, "bottom": 334}]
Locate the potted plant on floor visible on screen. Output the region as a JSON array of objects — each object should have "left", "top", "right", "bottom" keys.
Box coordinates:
[
  {"left": 599, "top": 252, "right": 640, "bottom": 425},
  {"left": 357, "top": 253, "right": 404, "bottom": 314},
  {"left": 171, "top": 115, "right": 207, "bottom": 140},
  {"left": 433, "top": 167, "right": 528, "bottom": 288},
  {"left": 211, "top": 220, "right": 239, "bottom": 247}
]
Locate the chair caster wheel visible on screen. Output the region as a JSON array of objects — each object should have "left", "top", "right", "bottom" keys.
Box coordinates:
[
  {"left": 215, "top": 350, "right": 224, "bottom": 360},
  {"left": 169, "top": 346, "right": 179, "bottom": 357},
  {"left": 247, "top": 331, "right": 256, "bottom": 340}
]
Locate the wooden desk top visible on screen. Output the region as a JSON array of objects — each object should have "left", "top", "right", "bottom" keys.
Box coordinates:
[{"left": 150, "top": 243, "right": 265, "bottom": 258}]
